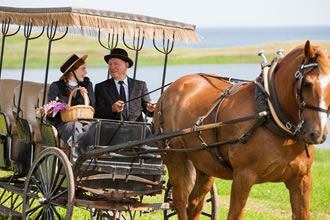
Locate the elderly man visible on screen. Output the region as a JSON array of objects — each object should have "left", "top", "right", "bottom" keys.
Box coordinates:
[{"left": 94, "top": 48, "right": 155, "bottom": 121}]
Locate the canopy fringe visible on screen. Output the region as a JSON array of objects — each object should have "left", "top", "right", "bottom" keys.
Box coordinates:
[{"left": 0, "top": 7, "right": 199, "bottom": 43}]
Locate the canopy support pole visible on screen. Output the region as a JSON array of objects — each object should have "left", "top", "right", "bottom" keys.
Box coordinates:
[
  {"left": 153, "top": 31, "right": 175, "bottom": 94},
  {"left": 123, "top": 29, "right": 144, "bottom": 80},
  {"left": 16, "top": 21, "right": 44, "bottom": 120},
  {"left": 0, "top": 18, "right": 20, "bottom": 79},
  {"left": 42, "top": 20, "right": 68, "bottom": 107},
  {"left": 98, "top": 29, "right": 119, "bottom": 80}
]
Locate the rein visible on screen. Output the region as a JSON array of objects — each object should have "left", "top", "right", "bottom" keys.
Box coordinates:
[{"left": 124, "top": 82, "right": 171, "bottom": 104}]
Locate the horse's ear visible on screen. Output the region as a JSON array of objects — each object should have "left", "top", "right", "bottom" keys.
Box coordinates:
[{"left": 304, "top": 40, "right": 316, "bottom": 61}]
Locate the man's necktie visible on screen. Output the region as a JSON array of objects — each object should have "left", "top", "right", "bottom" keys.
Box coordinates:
[{"left": 118, "top": 81, "right": 127, "bottom": 118}]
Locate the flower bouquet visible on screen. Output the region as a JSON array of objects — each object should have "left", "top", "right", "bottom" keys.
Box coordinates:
[{"left": 36, "top": 100, "right": 68, "bottom": 118}]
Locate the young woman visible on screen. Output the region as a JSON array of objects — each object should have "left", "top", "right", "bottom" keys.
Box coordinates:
[{"left": 48, "top": 54, "right": 95, "bottom": 146}]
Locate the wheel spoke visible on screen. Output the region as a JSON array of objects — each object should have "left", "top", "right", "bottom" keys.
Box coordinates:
[
  {"left": 50, "top": 174, "right": 66, "bottom": 197},
  {"left": 50, "top": 203, "right": 63, "bottom": 219},
  {"left": 31, "top": 176, "right": 45, "bottom": 195},
  {"left": 26, "top": 204, "right": 43, "bottom": 215},
  {"left": 37, "top": 162, "right": 48, "bottom": 194},
  {"left": 49, "top": 156, "right": 59, "bottom": 193},
  {"left": 44, "top": 155, "right": 50, "bottom": 193},
  {"left": 51, "top": 188, "right": 68, "bottom": 201},
  {"left": 48, "top": 208, "right": 55, "bottom": 220},
  {"left": 27, "top": 203, "right": 43, "bottom": 217}
]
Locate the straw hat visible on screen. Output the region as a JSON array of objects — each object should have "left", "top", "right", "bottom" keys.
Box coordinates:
[
  {"left": 104, "top": 48, "right": 133, "bottom": 68},
  {"left": 60, "top": 54, "right": 88, "bottom": 79}
]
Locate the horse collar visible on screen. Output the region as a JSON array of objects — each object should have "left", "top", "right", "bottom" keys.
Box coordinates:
[{"left": 255, "top": 59, "right": 303, "bottom": 139}]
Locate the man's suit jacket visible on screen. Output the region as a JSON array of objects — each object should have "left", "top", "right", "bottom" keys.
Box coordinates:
[{"left": 94, "top": 77, "right": 152, "bottom": 121}]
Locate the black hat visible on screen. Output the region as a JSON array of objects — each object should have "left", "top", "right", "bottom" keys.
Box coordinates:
[
  {"left": 60, "top": 54, "right": 88, "bottom": 79},
  {"left": 104, "top": 48, "right": 133, "bottom": 68}
]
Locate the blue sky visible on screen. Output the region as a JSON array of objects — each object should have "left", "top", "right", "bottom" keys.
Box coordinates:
[{"left": 2, "top": 0, "right": 330, "bottom": 27}]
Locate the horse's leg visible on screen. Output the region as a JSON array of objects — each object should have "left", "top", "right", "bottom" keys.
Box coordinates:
[
  {"left": 163, "top": 151, "right": 195, "bottom": 220},
  {"left": 284, "top": 171, "right": 312, "bottom": 220},
  {"left": 228, "top": 172, "right": 256, "bottom": 220},
  {"left": 187, "top": 169, "right": 214, "bottom": 220}
]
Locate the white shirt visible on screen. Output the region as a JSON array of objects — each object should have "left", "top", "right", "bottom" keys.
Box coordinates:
[{"left": 114, "top": 77, "right": 129, "bottom": 115}]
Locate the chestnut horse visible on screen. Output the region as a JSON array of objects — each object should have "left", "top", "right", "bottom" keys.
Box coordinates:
[{"left": 153, "top": 41, "right": 330, "bottom": 220}]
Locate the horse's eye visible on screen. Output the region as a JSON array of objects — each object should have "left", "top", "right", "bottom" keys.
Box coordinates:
[{"left": 303, "top": 81, "right": 313, "bottom": 89}]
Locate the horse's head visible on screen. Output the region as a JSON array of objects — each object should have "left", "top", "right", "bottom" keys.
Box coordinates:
[{"left": 277, "top": 41, "right": 330, "bottom": 144}]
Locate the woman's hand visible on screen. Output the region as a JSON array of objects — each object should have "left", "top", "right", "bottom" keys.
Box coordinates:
[
  {"left": 79, "top": 86, "right": 90, "bottom": 104},
  {"left": 79, "top": 86, "right": 88, "bottom": 95}
]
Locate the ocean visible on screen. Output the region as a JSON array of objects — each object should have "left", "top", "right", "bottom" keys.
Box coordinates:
[{"left": 174, "top": 26, "right": 330, "bottom": 49}]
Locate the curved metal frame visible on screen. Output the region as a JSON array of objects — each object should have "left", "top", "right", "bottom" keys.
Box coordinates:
[
  {"left": 98, "top": 28, "right": 119, "bottom": 51},
  {"left": 123, "top": 29, "right": 145, "bottom": 80},
  {"left": 153, "top": 31, "right": 175, "bottom": 94},
  {"left": 0, "top": 17, "right": 20, "bottom": 78},
  {"left": 98, "top": 29, "right": 119, "bottom": 79},
  {"left": 16, "top": 20, "right": 44, "bottom": 120},
  {"left": 41, "top": 20, "right": 68, "bottom": 107}
]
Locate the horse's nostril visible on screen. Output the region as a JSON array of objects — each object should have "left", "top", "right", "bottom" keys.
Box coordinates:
[{"left": 309, "top": 132, "right": 323, "bottom": 142}]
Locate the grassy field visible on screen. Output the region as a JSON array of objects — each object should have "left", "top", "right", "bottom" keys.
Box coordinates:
[
  {"left": 2, "top": 33, "right": 330, "bottom": 68},
  {"left": 1, "top": 148, "right": 328, "bottom": 219}
]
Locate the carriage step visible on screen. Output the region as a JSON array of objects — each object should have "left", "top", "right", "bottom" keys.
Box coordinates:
[{"left": 0, "top": 204, "right": 22, "bottom": 219}]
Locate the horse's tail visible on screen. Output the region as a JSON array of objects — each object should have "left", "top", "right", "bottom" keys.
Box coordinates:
[{"left": 183, "top": 159, "right": 196, "bottom": 198}]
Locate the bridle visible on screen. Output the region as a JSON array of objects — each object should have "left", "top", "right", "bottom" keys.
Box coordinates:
[{"left": 294, "top": 58, "right": 330, "bottom": 133}]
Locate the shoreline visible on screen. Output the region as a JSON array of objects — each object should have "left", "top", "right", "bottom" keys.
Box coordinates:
[{"left": 2, "top": 35, "right": 330, "bottom": 69}]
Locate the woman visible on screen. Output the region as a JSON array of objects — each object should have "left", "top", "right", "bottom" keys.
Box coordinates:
[{"left": 48, "top": 54, "right": 95, "bottom": 146}]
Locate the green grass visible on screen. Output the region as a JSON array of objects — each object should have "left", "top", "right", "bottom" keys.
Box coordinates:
[
  {"left": 2, "top": 33, "right": 330, "bottom": 69},
  {"left": 0, "top": 149, "right": 328, "bottom": 219}
]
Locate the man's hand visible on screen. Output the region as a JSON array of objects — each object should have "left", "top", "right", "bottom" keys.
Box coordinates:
[
  {"left": 112, "top": 100, "right": 125, "bottom": 112},
  {"left": 146, "top": 101, "right": 156, "bottom": 112}
]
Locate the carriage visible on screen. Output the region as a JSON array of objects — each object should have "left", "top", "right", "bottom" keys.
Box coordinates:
[
  {"left": 0, "top": 6, "right": 328, "bottom": 220},
  {"left": 0, "top": 6, "right": 223, "bottom": 219}
]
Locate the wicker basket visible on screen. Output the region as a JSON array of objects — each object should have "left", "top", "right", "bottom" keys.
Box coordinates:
[{"left": 61, "top": 87, "right": 95, "bottom": 122}]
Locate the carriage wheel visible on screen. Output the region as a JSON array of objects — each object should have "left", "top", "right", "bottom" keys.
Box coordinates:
[
  {"left": 164, "top": 182, "right": 219, "bottom": 220},
  {"left": 23, "top": 147, "right": 75, "bottom": 220}
]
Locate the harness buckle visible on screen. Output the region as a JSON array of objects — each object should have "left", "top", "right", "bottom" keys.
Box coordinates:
[
  {"left": 295, "top": 70, "right": 302, "bottom": 79},
  {"left": 286, "top": 122, "right": 292, "bottom": 130},
  {"left": 300, "top": 101, "right": 306, "bottom": 109},
  {"left": 293, "top": 120, "right": 304, "bottom": 135}
]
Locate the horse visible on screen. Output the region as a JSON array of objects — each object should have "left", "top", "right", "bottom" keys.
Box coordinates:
[{"left": 153, "top": 40, "right": 330, "bottom": 220}]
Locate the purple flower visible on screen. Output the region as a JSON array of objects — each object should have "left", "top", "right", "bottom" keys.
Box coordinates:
[
  {"left": 51, "top": 102, "right": 68, "bottom": 117},
  {"left": 36, "top": 100, "right": 68, "bottom": 117}
]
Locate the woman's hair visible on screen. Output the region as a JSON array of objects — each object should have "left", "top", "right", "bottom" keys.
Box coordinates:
[{"left": 64, "top": 59, "right": 86, "bottom": 95}]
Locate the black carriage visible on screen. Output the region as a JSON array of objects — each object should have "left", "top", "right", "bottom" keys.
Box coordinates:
[{"left": 0, "top": 6, "right": 219, "bottom": 219}]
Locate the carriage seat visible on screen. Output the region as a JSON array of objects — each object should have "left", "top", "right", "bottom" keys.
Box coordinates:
[
  {"left": 12, "top": 81, "right": 48, "bottom": 160},
  {"left": 36, "top": 86, "right": 67, "bottom": 151},
  {"left": 0, "top": 79, "right": 21, "bottom": 136}
]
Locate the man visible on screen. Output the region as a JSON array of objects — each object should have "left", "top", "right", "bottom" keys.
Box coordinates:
[{"left": 95, "top": 48, "right": 155, "bottom": 121}]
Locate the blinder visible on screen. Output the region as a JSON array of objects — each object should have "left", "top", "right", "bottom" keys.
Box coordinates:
[{"left": 294, "top": 59, "right": 330, "bottom": 117}]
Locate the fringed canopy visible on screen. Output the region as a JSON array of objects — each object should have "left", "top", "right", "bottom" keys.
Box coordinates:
[{"left": 0, "top": 6, "right": 199, "bottom": 43}]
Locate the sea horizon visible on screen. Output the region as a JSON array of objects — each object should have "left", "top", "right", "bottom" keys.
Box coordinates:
[{"left": 170, "top": 25, "right": 330, "bottom": 49}]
